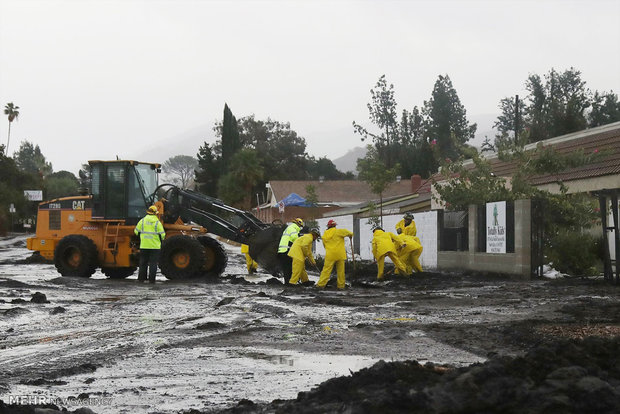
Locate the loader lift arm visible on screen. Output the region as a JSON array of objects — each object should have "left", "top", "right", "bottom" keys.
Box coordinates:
[{"left": 155, "top": 185, "right": 269, "bottom": 244}]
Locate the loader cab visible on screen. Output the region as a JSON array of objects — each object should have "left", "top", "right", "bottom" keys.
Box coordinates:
[{"left": 89, "top": 160, "right": 160, "bottom": 224}]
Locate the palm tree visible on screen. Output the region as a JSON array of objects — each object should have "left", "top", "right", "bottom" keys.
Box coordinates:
[{"left": 4, "top": 102, "right": 20, "bottom": 154}]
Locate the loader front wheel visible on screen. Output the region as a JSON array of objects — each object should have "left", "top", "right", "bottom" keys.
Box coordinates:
[
  {"left": 54, "top": 235, "right": 98, "bottom": 277},
  {"left": 197, "top": 236, "right": 228, "bottom": 277},
  {"left": 159, "top": 235, "right": 206, "bottom": 280}
]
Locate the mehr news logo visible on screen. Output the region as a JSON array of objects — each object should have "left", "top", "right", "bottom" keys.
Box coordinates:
[{"left": 8, "top": 394, "right": 113, "bottom": 406}]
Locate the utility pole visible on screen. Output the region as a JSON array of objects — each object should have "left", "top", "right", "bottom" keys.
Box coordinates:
[{"left": 514, "top": 95, "right": 520, "bottom": 144}]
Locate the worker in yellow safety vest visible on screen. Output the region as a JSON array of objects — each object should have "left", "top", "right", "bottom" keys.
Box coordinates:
[
  {"left": 277, "top": 218, "right": 304, "bottom": 283},
  {"left": 371, "top": 227, "right": 407, "bottom": 280},
  {"left": 241, "top": 244, "right": 258, "bottom": 274},
  {"left": 288, "top": 228, "right": 320, "bottom": 286},
  {"left": 395, "top": 233, "right": 424, "bottom": 274},
  {"left": 134, "top": 205, "right": 166, "bottom": 283},
  {"left": 316, "top": 220, "right": 353, "bottom": 289},
  {"left": 395, "top": 212, "right": 417, "bottom": 236}
]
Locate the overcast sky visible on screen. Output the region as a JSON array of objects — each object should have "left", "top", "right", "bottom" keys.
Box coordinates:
[{"left": 1, "top": 0, "right": 619, "bottom": 175}]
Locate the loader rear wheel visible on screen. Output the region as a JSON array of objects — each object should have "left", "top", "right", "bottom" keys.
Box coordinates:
[
  {"left": 54, "top": 235, "right": 98, "bottom": 277},
  {"left": 197, "top": 236, "right": 228, "bottom": 277},
  {"left": 102, "top": 267, "right": 137, "bottom": 279},
  {"left": 159, "top": 235, "right": 206, "bottom": 280}
]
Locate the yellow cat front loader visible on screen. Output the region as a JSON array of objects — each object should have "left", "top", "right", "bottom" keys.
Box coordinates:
[{"left": 27, "top": 160, "right": 276, "bottom": 279}]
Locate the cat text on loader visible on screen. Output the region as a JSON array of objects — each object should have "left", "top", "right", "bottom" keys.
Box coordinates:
[{"left": 26, "top": 160, "right": 275, "bottom": 280}]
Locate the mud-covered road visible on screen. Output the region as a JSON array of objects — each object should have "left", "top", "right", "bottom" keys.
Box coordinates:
[{"left": 1, "top": 234, "right": 619, "bottom": 413}]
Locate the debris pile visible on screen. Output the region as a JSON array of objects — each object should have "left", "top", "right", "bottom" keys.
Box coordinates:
[{"left": 214, "top": 337, "right": 620, "bottom": 414}]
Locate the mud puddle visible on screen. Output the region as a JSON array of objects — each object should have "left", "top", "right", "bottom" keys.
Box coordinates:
[{"left": 8, "top": 346, "right": 379, "bottom": 413}]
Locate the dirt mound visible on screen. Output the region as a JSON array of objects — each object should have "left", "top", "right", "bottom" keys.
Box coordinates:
[
  {"left": 0, "top": 400, "right": 95, "bottom": 414},
  {"left": 211, "top": 337, "right": 620, "bottom": 414}
]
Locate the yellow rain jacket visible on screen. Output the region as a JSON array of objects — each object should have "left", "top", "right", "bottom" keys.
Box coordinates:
[
  {"left": 396, "top": 219, "right": 417, "bottom": 236},
  {"left": 134, "top": 214, "right": 166, "bottom": 249},
  {"left": 372, "top": 229, "right": 401, "bottom": 259},
  {"left": 287, "top": 233, "right": 316, "bottom": 265},
  {"left": 322, "top": 228, "right": 353, "bottom": 261},
  {"left": 394, "top": 234, "right": 422, "bottom": 255},
  {"left": 317, "top": 227, "right": 354, "bottom": 289},
  {"left": 394, "top": 234, "right": 423, "bottom": 273}
]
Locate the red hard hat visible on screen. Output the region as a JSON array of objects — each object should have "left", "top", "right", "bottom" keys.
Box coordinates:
[{"left": 327, "top": 219, "right": 337, "bottom": 228}]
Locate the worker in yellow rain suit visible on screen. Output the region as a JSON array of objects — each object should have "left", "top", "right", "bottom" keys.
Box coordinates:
[
  {"left": 395, "top": 212, "right": 417, "bottom": 236},
  {"left": 372, "top": 227, "right": 407, "bottom": 280},
  {"left": 316, "top": 220, "right": 353, "bottom": 289},
  {"left": 240, "top": 244, "right": 258, "bottom": 274},
  {"left": 278, "top": 218, "right": 304, "bottom": 283},
  {"left": 288, "top": 228, "right": 320, "bottom": 286},
  {"left": 395, "top": 234, "right": 424, "bottom": 274},
  {"left": 134, "top": 205, "right": 166, "bottom": 283}
]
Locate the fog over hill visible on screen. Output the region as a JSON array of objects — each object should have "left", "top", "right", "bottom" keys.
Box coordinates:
[{"left": 131, "top": 113, "right": 498, "bottom": 175}]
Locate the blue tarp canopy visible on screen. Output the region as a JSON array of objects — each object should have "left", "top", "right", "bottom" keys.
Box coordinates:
[{"left": 279, "top": 192, "right": 313, "bottom": 207}]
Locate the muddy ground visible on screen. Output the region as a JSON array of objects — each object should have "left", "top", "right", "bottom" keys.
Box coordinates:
[{"left": 0, "top": 234, "right": 619, "bottom": 413}]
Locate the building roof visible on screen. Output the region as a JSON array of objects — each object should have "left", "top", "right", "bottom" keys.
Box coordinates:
[
  {"left": 328, "top": 191, "right": 432, "bottom": 218},
  {"left": 267, "top": 178, "right": 419, "bottom": 206},
  {"left": 424, "top": 121, "right": 620, "bottom": 194},
  {"left": 492, "top": 121, "right": 620, "bottom": 187}
]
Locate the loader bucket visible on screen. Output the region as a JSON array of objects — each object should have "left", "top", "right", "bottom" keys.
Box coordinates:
[{"left": 247, "top": 225, "right": 285, "bottom": 276}]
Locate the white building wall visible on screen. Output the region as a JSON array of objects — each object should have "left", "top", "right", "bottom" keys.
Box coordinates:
[
  {"left": 414, "top": 211, "right": 438, "bottom": 269},
  {"left": 317, "top": 211, "right": 438, "bottom": 269}
]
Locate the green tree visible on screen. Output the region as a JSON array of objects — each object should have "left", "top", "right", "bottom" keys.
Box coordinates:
[
  {"left": 398, "top": 106, "right": 436, "bottom": 178},
  {"left": 495, "top": 68, "right": 597, "bottom": 146},
  {"left": 0, "top": 145, "right": 39, "bottom": 234},
  {"left": 163, "top": 155, "right": 198, "bottom": 188},
  {"left": 353, "top": 76, "right": 448, "bottom": 179},
  {"left": 365, "top": 202, "right": 381, "bottom": 229},
  {"left": 195, "top": 142, "right": 221, "bottom": 196},
  {"left": 432, "top": 152, "right": 511, "bottom": 210},
  {"left": 493, "top": 96, "right": 525, "bottom": 145},
  {"left": 480, "top": 136, "right": 495, "bottom": 153},
  {"left": 217, "top": 148, "right": 264, "bottom": 209},
  {"left": 307, "top": 156, "right": 351, "bottom": 180},
  {"left": 200, "top": 111, "right": 350, "bottom": 203},
  {"left": 423, "top": 75, "right": 476, "bottom": 160},
  {"left": 14, "top": 141, "right": 53, "bottom": 177},
  {"left": 588, "top": 91, "right": 620, "bottom": 127},
  {"left": 4, "top": 102, "right": 19, "bottom": 154},
  {"left": 45, "top": 171, "right": 79, "bottom": 200},
  {"left": 304, "top": 184, "right": 319, "bottom": 230},
  {"left": 211, "top": 114, "right": 311, "bottom": 180},
  {"left": 357, "top": 145, "right": 400, "bottom": 227},
  {"left": 221, "top": 103, "right": 241, "bottom": 166},
  {"left": 353, "top": 75, "right": 399, "bottom": 168},
  {"left": 238, "top": 116, "right": 310, "bottom": 180},
  {"left": 546, "top": 68, "right": 589, "bottom": 136}
]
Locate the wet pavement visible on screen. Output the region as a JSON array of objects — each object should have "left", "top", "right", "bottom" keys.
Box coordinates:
[{"left": 1, "top": 234, "right": 619, "bottom": 413}]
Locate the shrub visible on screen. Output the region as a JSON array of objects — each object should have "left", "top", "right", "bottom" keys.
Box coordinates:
[{"left": 546, "top": 230, "right": 602, "bottom": 276}]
